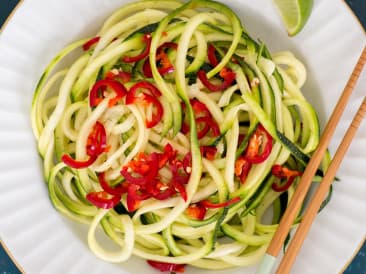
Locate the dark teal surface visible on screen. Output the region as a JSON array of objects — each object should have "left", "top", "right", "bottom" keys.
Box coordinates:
[
  {"left": 0, "top": 1, "right": 365, "bottom": 273},
  {"left": 0, "top": 242, "right": 21, "bottom": 274},
  {"left": 346, "top": 0, "right": 366, "bottom": 29},
  {"left": 345, "top": 243, "right": 366, "bottom": 274},
  {"left": 0, "top": 0, "right": 18, "bottom": 27}
]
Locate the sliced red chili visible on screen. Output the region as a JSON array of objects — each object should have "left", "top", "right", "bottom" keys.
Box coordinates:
[
  {"left": 86, "top": 121, "right": 108, "bottom": 156},
  {"left": 62, "top": 121, "right": 108, "bottom": 169},
  {"left": 122, "top": 33, "right": 152, "bottom": 63},
  {"left": 105, "top": 70, "right": 131, "bottom": 84},
  {"left": 271, "top": 164, "right": 302, "bottom": 179},
  {"left": 120, "top": 153, "right": 159, "bottom": 185},
  {"left": 170, "top": 160, "right": 190, "bottom": 194},
  {"left": 156, "top": 51, "right": 174, "bottom": 75},
  {"left": 182, "top": 152, "right": 192, "bottom": 175},
  {"left": 126, "top": 81, "right": 161, "bottom": 105},
  {"left": 142, "top": 42, "right": 178, "bottom": 78},
  {"left": 182, "top": 146, "right": 217, "bottom": 173},
  {"left": 180, "top": 121, "right": 190, "bottom": 135},
  {"left": 197, "top": 68, "right": 236, "bottom": 92},
  {"left": 147, "top": 180, "right": 176, "bottom": 201},
  {"left": 190, "top": 98, "right": 211, "bottom": 118},
  {"left": 186, "top": 203, "right": 206, "bottom": 220},
  {"left": 271, "top": 176, "right": 297, "bottom": 192},
  {"left": 181, "top": 99, "right": 220, "bottom": 139},
  {"left": 125, "top": 82, "right": 163, "bottom": 128},
  {"left": 271, "top": 165, "right": 302, "bottom": 192},
  {"left": 147, "top": 260, "right": 186, "bottom": 273},
  {"left": 121, "top": 166, "right": 156, "bottom": 186},
  {"left": 200, "top": 146, "right": 217, "bottom": 160},
  {"left": 98, "top": 172, "right": 128, "bottom": 195},
  {"left": 126, "top": 81, "right": 161, "bottom": 104},
  {"left": 158, "top": 42, "right": 178, "bottom": 51},
  {"left": 158, "top": 143, "right": 177, "bottom": 168},
  {"left": 234, "top": 124, "right": 272, "bottom": 184},
  {"left": 126, "top": 184, "right": 142, "bottom": 212},
  {"left": 207, "top": 117, "right": 220, "bottom": 137},
  {"left": 83, "top": 36, "right": 100, "bottom": 51},
  {"left": 200, "top": 196, "right": 240, "bottom": 209},
  {"left": 235, "top": 156, "right": 252, "bottom": 184},
  {"left": 120, "top": 166, "right": 149, "bottom": 185},
  {"left": 244, "top": 124, "right": 273, "bottom": 164},
  {"left": 89, "top": 78, "right": 128, "bottom": 108},
  {"left": 172, "top": 180, "right": 187, "bottom": 202},
  {"left": 156, "top": 42, "right": 178, "bottom": 75},
  {"left": 141, "top": 93, "right": 164, "bottom": 128},
  {"left": 195, "top": 117, "right": 211, "bottom": 139},
  {"left": 238, "top": 134, "right": 246, "bottom": 146},
  {"left": 142, "top": 59, "right": 153, "bottom": 78},
  {"left": 207, "top": 43, "right": 219, "bottom": 67},
  {"left": 120, "top": 144, "right": 190, "bottom": 207},
  {"left": 196, "top": 116, "right": 220, "bottom": 139},
  {"left": 61, "top": 154, "right": 97, "bottom": 169},
  {"left": 125, "top": 152, "right": 151, "bottom": 175},
  {"left": 86, "top": 191, "right": 121, "bottom": 209}
]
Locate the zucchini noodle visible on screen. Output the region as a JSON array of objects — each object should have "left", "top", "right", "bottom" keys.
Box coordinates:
[{"left": 31, "top": 0, "right": 330, "bottom": 271}]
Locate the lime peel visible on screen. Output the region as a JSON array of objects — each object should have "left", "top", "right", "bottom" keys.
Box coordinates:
[{"left": 273, "top": 0, "right": 313, "bottom": 36}]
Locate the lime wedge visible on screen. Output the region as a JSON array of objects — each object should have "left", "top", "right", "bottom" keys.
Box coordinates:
[{"left": 273, "top": 0, "right": 313, "bottom": 36}]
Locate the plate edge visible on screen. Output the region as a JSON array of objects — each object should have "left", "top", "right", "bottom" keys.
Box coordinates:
[
  {"left": 0, "top": 240, "right": 25, "bottom": 273},
  {"left": 341, "top": 0, "right": 366, "bottom": 34},
  {"left": 0, "top": 0, "right": 24, "bottom": 33},
  {"left": 339, "top": 235, "right": 366, "bottom": 274},
  {"left": 0, "top": 0, "right": 364, "bottom": 273}
]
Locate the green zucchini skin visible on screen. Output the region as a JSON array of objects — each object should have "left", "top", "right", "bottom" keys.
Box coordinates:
[{"left": 31, "top": 0, "right": 330, "bottom": 269}]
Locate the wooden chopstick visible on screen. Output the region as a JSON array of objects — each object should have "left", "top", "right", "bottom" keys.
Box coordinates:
[
  {"left": 255, "top": 46, "right": 366, "bottom": 274},
  {"left": 276, "top": 96, "right": 366, "bottom": 274}
]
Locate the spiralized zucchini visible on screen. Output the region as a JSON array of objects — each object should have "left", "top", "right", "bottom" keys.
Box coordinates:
[{"left": 31, "top": 0, "right": 328, "bottom": 271}]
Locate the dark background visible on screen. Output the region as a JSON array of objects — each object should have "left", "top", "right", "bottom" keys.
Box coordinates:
[{"left": 0, "top": 0, "right": 365, "bottom": 273}]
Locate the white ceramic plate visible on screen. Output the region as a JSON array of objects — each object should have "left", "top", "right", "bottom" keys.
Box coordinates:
[{"left": 0, "top": 1, "right": 365, "bottom": 273}]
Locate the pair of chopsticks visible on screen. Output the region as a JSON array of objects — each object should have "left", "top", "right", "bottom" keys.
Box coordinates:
[{"left": 256, "top": 46, "right": 366, "bottom": 274}]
